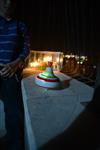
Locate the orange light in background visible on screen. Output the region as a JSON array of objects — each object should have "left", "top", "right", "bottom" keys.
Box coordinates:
[
  {"left": 28, "top": 50, "right": 64, "bottom": 72},
  {"left": 29, "top": 62, "right": 39, "bottom": 67},
  {"left": 43, "top": 56, "right": 52, "bottom": 62}
]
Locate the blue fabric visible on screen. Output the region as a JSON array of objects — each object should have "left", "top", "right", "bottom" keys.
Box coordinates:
[
  {"left": 0, "top": 16, "right": 30, "bottom": 64},
  {"left": 0, "top": 16, "right": 29, "bottom": 149}
]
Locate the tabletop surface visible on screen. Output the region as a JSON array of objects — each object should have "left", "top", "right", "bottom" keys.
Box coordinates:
[{"left": 21, "top": 72, "right": 94, "bottom": 148}]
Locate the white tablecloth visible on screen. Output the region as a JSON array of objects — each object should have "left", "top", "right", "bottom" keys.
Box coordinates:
[{"left": 21, "top": 72, "right": 94, "bottom": 150}]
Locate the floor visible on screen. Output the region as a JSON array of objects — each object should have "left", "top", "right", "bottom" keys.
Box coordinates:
[{"left": 0, "top": 135, "right": 25, "bottom": 150}]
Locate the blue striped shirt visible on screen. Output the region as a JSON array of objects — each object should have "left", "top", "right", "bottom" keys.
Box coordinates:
[{"left": 0, "top": 16, "right": 30, "bottom": 64}]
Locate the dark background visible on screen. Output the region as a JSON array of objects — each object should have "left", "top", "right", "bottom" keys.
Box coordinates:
[{"left": 16, "top": 0, "right": 100, "bottom": 61}]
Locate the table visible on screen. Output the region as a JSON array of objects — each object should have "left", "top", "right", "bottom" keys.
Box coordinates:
[{"left": 21, "top": 72, "right": 94, "bottom": 150}]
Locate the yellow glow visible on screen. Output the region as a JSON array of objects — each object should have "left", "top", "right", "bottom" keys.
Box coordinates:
[
  {"left": 29, "top": 62, "right": 39, "bottom": 67},
  {"left": 56, "top": 58, "right": 59, "bottom": 63},
  {"left": 60, "top": 58, "right": 63, "bottom": 62},
  {"left": 65, "top": 55, "right": 70, "bottom": 58},
  {"left": 43, "top": 56, "right": 52, "bottom": 62}
]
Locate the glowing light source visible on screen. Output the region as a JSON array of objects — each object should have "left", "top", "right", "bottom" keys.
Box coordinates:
[
  {"left": 29, "top": 62, "right": 39, "bottom": 67},
  {"left": 28, "top": 50, "right": 64, "bottom": 72},
  {"left": 43, "top": 56, "right": 52, "bottom": 62}
]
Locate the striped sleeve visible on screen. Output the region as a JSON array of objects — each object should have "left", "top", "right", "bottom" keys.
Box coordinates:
[{"left": 18, "top": 22, "right": 30, "bottom": 60}]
